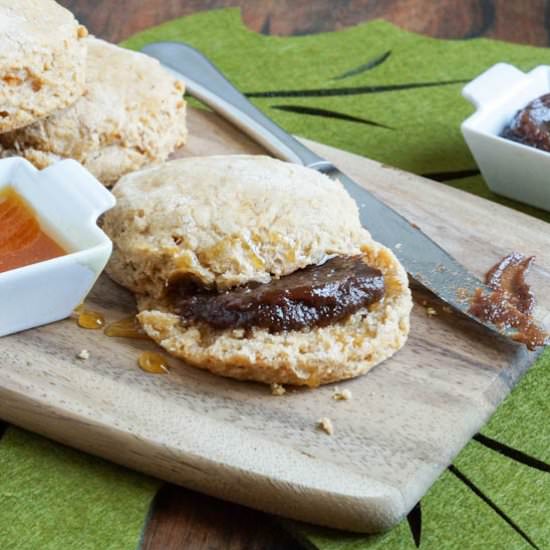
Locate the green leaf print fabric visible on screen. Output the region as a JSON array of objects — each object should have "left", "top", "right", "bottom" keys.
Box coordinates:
[{"left": 1, "top": 9, "right": 549, "bottom": 550}]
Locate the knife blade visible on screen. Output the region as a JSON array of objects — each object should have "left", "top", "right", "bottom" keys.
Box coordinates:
[
  {"left": 328, "top": 169, "right": 484, "bottom": 310},
  {"left": 141, "top": 41, "right": 512, "bottom": 337}
]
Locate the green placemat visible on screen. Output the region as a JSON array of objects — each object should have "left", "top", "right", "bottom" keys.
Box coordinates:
[
  {"left": 1, "top": 8, "right": 549, "bottom": 549},
  {"left": 0, "top": 429, "right": 160, "bottom": 550}
]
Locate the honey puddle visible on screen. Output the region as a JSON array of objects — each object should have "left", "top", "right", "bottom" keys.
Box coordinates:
[
  {"left": 104, "top": 316, "right": 149, "bottom": 339},
  {"left": 74, "top": 305, "right": 105, "bottom": 330},
  {"left": 138, "top": 351, "right": 169, "bottom": 374},
  {"left": 74, "top": 309, "right": 166, "bottom": 375}
]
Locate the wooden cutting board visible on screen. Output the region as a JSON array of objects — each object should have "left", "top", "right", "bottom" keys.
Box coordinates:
[{"left": 1, "top": 107, "right": 549, "bottom": 533}]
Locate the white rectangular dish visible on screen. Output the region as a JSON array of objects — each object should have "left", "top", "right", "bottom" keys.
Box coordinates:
[
  {"left": 0, "top": 157, "right": 115, "bottom": 337},
  {"left": 462, "top": 63, "right": 550, "bottom": 211}
]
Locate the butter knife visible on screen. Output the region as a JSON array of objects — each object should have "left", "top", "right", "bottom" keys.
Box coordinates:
[{"left": 141, "top": 42, "right": 509, "bottom": 337}]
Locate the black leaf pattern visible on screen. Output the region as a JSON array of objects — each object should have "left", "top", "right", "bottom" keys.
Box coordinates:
[
  {"left": 473, "top": 433, "right": 550, "bottom": 473},
  {"left": 332, "top": 51, "right": 392, "bottom": 80},
  {"left": 270, "top": 105, "right": 393, "bottom": 128},
  {"left": 245, "top": 79, "right": 469, "bottom": 98},
  {"left": 406, "top": 501, "right": 422, "bottom": 547},
  {"left": 421, "top": 169, "right": 481, "bottom": 181},
  {"left": 448, "top": 465, "right": 541, "bottom": 550}
]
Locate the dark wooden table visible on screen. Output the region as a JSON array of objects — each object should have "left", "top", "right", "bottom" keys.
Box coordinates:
[{"left": 47, "top": 1, "right": 550, "bottom": 548}]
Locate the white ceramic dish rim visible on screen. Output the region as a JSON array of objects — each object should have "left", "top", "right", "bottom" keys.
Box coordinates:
[
  {"left": 0, "top": 157, "right": 114, "bottom": 282},
  {"left": 462, "top": 63, "right": 550, "bottom": 155},
  {"left": 0, "top": 157, "right": 115, "bottom": 337}
]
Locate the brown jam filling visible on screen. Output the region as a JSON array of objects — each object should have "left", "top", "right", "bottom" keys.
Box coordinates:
[
  {"left": 469, "top": 252, "right": 548, "bottom": 350},
  {"left": 167, "top": 255, "right": 385, "bottom": 333},
  {"left": 501, "top": 93, "right": 550, "bottom": 152}
]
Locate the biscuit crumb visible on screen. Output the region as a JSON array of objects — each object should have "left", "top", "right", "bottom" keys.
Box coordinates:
[
  {"left": 317, "top": 417, "right": 334, "bottom": 435},
  {"left": 270, "top": 383, "right": 286, "bottom": 396},
  {"left": 456, "top": 287, "right": 469, "bottom": 301},
  {"left": 443, "top": 306, "right": 452, "bottom": 314},
  {"left": 425, "top": 307, "right": 437, "bottom": 317},
  {"left": 395, "top": 243, "right": 402, "bottom": 250},
  {"left": 76, "top": 349, "right": 90, "bottom": 360},
  {"left": 332, "top": 387, "right": 352, "bottom": 401}
]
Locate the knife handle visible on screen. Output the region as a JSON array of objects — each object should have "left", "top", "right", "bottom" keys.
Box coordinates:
[{"left": 142, "top": 42, "right": 331, "bottom": 170}]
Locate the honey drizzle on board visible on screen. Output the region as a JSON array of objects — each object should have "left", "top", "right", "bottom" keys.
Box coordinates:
[
  {"left": 104, "top": 316, "right": 149, "bottom": 339},
  {"left": 138, "top": 352, "right": 169, "bottom": 374},
  {"left": 73, "top": 304, "right": 105, "bottom": 330},
  {"left": 74, "top": 309, "right": 167, "bottom": 374},
  {"left": 0, "top": 187, "right": 66, "bottom": 273}
]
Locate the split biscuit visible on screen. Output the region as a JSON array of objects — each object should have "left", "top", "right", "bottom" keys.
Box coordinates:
[{"left": 103, "top": 155, "right": 412, "bottom": 386}]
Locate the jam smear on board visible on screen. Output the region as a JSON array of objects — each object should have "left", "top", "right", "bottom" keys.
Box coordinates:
[{"left": 469, "top": 252, "right": 548, "bottom": 349}]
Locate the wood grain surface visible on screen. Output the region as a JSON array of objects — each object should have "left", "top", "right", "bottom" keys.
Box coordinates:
[
  {"left": 8, "top": 2, "right": 550, "bottom": 549},
  {"left": 58, "top": 0, "right": 550, "bottom": 45},
  {"left": 141, "top": 485, "right": 302, "bottom": 550},
  {"left": 1, "top": 107, "right": 550, "bottom": 540}
]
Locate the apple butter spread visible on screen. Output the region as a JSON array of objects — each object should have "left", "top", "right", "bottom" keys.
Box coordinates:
[
  {"left": 0, "top": 187, "right": 65, "bottom": 273},
  {"left": 167, "top": 255, "right": 385, "bottom": 333},
  {"left": 501, "top": 93, "right": 550, "bottom": 152},
  {"left": 469, "top": 252, "right": 548, "bottom": 349}
]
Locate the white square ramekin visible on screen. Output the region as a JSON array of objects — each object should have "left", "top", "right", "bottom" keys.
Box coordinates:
[
  {"left": 461, "top": 63, "right": 550, "bottom": 211},
  {"left": 0, "top": 157, "right": 115, "bottom": 337}
]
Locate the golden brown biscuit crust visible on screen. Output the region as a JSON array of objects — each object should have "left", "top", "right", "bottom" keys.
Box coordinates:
[
  {"left": 103, "top": 155, "right": 369, "bottom": 296},
  {"left": 0, "top": 37, "right": 187, "bottom": 186},
  {"left": 0, "top": 0, "right": 87, "bottom": 132}
]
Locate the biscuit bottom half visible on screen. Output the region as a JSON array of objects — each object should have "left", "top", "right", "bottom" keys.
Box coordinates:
[{"left": 136, "top": 241, "right": 412, "bottom": 387}]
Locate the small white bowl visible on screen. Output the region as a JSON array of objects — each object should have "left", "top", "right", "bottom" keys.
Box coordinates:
[
  {"left": 461, "top": 63, "right": 550, "bottom": 211},
  {"left": 0, "top": 157, "right": 115, "bottom": 337}
]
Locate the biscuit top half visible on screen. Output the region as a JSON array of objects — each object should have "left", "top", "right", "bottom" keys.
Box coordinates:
[
  {"left": 103, "top": 155, "right": 372, "bottom": 298},
  {"left": 0, "top": 37, "right": 187, "bottom": 185},
  {"left": 0, "top": 0, "right": 85, "bottom": 55}
]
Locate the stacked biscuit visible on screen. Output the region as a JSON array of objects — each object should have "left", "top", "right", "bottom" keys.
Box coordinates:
[{"left": 0, "top": 0, "right": 187, "bottom": 186}]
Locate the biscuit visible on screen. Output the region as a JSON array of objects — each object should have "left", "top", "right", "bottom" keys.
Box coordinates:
[
  {"left": 0, "top": 0, "right": 87, "bottom": 132},
  {"left": 103, "top": 155, "right": 412, "bottom": 386},
  {"left": 0, "top": 37, "right": 187, "bottom": 186},
  {"left": 103, "top": 155, "right": 369, "bottom": 296}
]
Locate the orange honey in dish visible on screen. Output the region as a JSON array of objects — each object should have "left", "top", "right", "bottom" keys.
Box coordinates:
[{"left": 0, "top": 186, "right": 66, "bottom": 273}]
